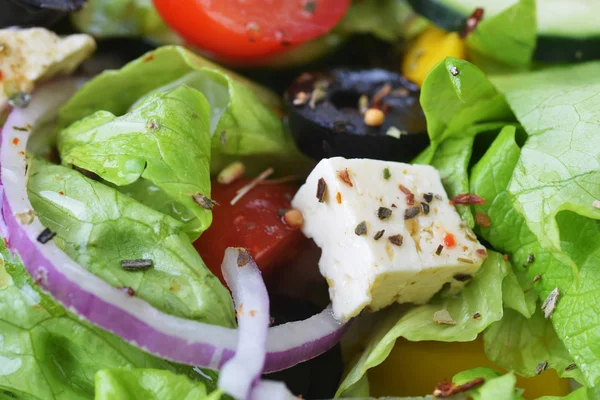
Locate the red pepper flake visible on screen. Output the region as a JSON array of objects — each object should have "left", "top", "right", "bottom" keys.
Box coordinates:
[
  {"left": 476, "top": 249, "right": 488, "bottom": 257},
  {"left": 18, "top": 151, "right": 25, "bottom": 156},
  {"left": 433, "top": 377, "right": 485, "bottom": 397},
  {"left": 337, "top": 169, "right": 353, "bottom": 187},
  {"left": 460, "top": 7, "right": 484, "bottom": 38},
  {"left": 249, "top": 309, "right": 257, "bottom": 317},
  {"left": 450, "top": 193, "right": 486, "bottom": 205},
  {"left": 443, "top": 233, "right": 456, "bottom": 248},
  {"left": 336, "top": 192, "right": 342, "bottom": 204},
  {"left": 503, "top": 254, "right": 509, "bottom": 261},
  {"left": 475, "top": 213, "right": 491, "bottom": 228},
  {"left": 143, "top": 53, "right": 155, "bottom": 62},
  {"left": 118, "top": 286, "right": 135, "bottom": 296},
  {"left": 398, "top": 184, "right": 415, "bottom": 205},
  {"left": 11, "top": 138, "right": 19, "bottom": 146},
  {"left": 59, "top": 191, "right": 64, "bottom": 196},
  {"left": 371, "top": 83, "right": 392, "bottom": 108}
]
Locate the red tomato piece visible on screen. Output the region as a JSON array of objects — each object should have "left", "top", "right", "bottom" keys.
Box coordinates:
[
  {"left": 194, "top": 178, "right": 308, "bottom": 284},
  {"left": 152, "top": 0, "right": 351, "bottom": 62}
]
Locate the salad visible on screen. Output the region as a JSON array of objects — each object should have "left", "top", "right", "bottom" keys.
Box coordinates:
[{"left": 1, "top": 0, "right": 600, "bottom": 399}]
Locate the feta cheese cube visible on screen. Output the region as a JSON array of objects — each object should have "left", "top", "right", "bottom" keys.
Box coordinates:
[
  {"left": 0, "top": 28, "right": 95, "bottom": 108},
  {"left": 292, "top": 157, "right": 487, "bottom": 322}
]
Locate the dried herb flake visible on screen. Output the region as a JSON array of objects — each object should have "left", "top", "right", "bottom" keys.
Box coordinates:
[
  {"left": 316, "top": 177, "right": 327, "bottom": 202},
  {"left": 435, "top": 244, "right": 444, "bottom": 255},
  {"left": 404, "top": 207, "right": 420, "bottom": 220},
  {"left": 542, "top": 288, "right": 560, "bottom": 318},
  {"left": 121, "top": 259, "right": 153, "bottom": 271},
  {"left": 37, "top": 228, "right": 56, "bottom": 244},
  {"left": 388, "top": 234, "right": 404, "bottom": 246},
  {"left": 433, "top": 309, "right": 456, "bottom": 326},
  {"left": 377, "top": 207, "right": 392, "bottom": 220},
  {"left": 355, "top": 221, "right": 368, "bottom": 236},
  {"left": 237, "top": 249, "right": 251, "bottom": 267},
  {"left": 535, "top": 361, "right": 548, "bottom": 375},
  {"left": 192, "top": 193, "right": 217, "bottom": 210},
  {"left": 383, "top": 168, "right": 391, "bottom": 180}
]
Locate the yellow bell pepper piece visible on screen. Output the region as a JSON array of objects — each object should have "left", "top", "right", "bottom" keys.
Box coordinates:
[
  {"left": 367, "top": 337, "right": 572, "bottom": 399},
  {"left": 402, "top": 26, "right": 466, "bottom": 87}
]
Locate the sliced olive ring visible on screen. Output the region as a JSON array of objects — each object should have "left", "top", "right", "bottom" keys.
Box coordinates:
[
  {"left": 0, "top": 0, "right": 86, "bottom": 29},
  {"left": 286, "top": 68, "right": 429, "bottom": 162}
]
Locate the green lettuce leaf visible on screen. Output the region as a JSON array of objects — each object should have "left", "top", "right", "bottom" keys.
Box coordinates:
[
  {"left": 58, "top": 46, "right": 310, "bottom": 176},
  {"left": 58, "top": 85, "right": 212, "bottom": 238},
  {"left": 465, "top": 0, "right": 536, "bottom": 71},
  {"left": 538, "top": 386, "right": 600, "bottom": 400},
  {"left": 428, "top": 136, "right": 474, "bottom": 226},
  {"left": 70, "top": 0, "right": 180, "bottom": 44},
  {"left": 336, "top": 252, "right": 509, "bottom": 396},
  {"left": 491, "top": 62, "right": 600, "bottom": 268},
  {"left": 27, "top": 157, "right": 235, "bottom": 327},
  {"left": 94, "top": 369, "right": 222, "bottom": 400},
  {"left": 419, "top": 58, "right": 514, "bottom": 146},
  {"left": 484, "top": 308, "right": 578, "bottom": 380},
  {"left": 469, "top": 123, "right": 596, "bottom": 384},
  {"left": 470, "top": 125, "right": 537, "bottom": 317},
  {"left": 0, "top": 240, "right": 200, "bottom": 399}
]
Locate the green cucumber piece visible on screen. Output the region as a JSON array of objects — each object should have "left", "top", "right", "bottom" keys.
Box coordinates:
[{"left": 408, "top": 0, "right": 600, "bottom": 62}]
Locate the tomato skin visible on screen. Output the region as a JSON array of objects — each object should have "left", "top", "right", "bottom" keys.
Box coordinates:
[
  {"left": 152, "top": 0, "right": 351, "bottom": 62},
  {"left": 194, "top": 178, "right": 307, "bottom": 284}
]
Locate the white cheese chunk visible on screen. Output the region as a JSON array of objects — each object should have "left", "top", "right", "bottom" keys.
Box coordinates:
[
  {"left": 292, "top": 157, "right": 487, "bottom": 322},
  {"left": 0, "top": 28, "right": 96, "bottom": 108}
]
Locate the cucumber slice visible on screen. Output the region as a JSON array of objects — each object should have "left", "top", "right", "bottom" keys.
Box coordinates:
[{"left": 408, "top": 0, "right": 600, "bottom": 62}]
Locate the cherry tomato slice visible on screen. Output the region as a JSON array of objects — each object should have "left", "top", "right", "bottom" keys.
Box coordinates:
[
  {"left": 152, "top": 0, "right": 351, "bottom": 62},
  {"left": 194, "top": 178, "right": 307, "bottom": 284}
]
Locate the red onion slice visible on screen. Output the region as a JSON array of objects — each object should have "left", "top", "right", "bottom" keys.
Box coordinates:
[
  {"left": 0, "top": 79, "right": 348, "bottom": 373},
  {"left": 218, "top": 248, "right": 270, "bottom": 399}
]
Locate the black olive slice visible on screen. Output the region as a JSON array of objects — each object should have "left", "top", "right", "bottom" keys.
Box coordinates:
[
  {"left": 0, "top": 0, "right": 85, "bottom": 29},
  {"left": 286, "top": 68, "right": 429, "bottom": 162}
]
